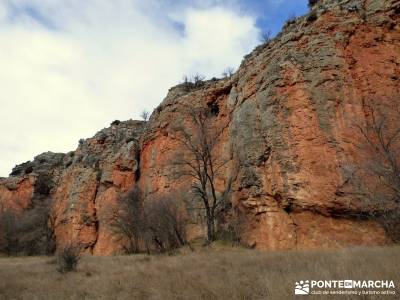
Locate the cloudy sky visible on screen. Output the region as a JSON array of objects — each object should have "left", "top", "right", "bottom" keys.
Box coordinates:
[{"left": 0, "top": 0, "right": 308, "bottom": 177}]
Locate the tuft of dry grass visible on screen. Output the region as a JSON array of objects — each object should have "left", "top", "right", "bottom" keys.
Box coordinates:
[{"left": 0, "top": 246, "right": 399, "bottom": 300}]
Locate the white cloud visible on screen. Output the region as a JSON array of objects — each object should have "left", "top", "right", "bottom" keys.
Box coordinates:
[
  {"left": 181, "top": 8, "right": 258, "bottom": 74},
  {"left": 0, "top": 0, "right": 260, "bottom": 176},
  {"left": 0, "top": 2, "right": 6, "bottom": 21}
]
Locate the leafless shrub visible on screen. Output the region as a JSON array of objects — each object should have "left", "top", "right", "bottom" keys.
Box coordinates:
[
  {"left": 140, "top": 110, "right": 150, "bottom": 122},
  {"left": 340, "top": 105, "right": 400, "bottom": 242},
  {"left": 56, "top": 245, "right": 81, "bottom": 273},
  {"left": 17, "top": 198, "right": 56, "bottom": 255},
  {"left": 181, "top": 73, "right": 206, "bottom": 91},
  {"left": 0, "top": 209, "right": 18, "bottom": 255},
  {"left": 0, "top": 197, "right": 56, "bottom": 256},
  {"left": 261, "top": 30, "right": 272, "bottom": 44},
  {"left": 143, "top": 195, "right": 188, "bottom": 254},
  {"left": 110, "top": 187, "right": 144, "bottom": 254},
  {"left": 222, "top": 67, "right": 235, "bottom": 79},
  {"left": 192, "top": 73, "right": 205, "bottom": 85},
  {"left": 110, "top": 187, "right": 188, "bottom": 254}
]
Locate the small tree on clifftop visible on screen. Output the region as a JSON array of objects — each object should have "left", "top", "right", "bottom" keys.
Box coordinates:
[
  {"left": 261, "top": 30, "right": 272, "bottom": 44},
  {"left": 140, "top": 110, "right": 150, "bottom": 122},
  {"left": 222, "top": 67, "right": 235, "bottom": 79},
  {"left": 308, "top": 0, "right": 320, "bottom": 8}
]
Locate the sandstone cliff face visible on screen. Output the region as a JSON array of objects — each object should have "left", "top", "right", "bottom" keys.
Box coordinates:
[
  {"left": 1, "top": 121, "right": 144, "bottom": 254},
  {"left": 1, "top": 0, "right": 399, "bottom": 253}
]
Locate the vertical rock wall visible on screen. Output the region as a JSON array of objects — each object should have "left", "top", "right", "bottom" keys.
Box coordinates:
[{"left": 1, "top": 0, "right": 399, "bottom": 253}]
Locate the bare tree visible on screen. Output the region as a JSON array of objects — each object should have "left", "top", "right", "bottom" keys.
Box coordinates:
[
  {"left": 109, "top": 187, "right": 188, "bottom": 254},
  {"left": 109, "top": 187, "right": 144, "bottom": 254},
  {"left": 192, "top": 73, "right": 206, "bottom": 86},
  {"left": 143, "top": 195, "right": 188, "bottom": 253},
  {"left": 261, "top": 30, "right": 272, "bottom": 44},
  {"left": 172, "top": 106, "right": 231, "bottom": 243},
  {"left": 341, "top": 105, "right": 400, "bottom": 241},
  {"left": 24, "top": 197, "right": 57, "bottom": 255},
  {"left": 222, "top": 67, "right": 235, "bottom": 79},
  {"left": 181, "top": 73, "right": 206, "bottom": 91},
  {"left": 140, "top": 110, "right": 150, "bottom": 122},
  {"left": 0, "top": 197, "right": 56, "bottom": 256}
]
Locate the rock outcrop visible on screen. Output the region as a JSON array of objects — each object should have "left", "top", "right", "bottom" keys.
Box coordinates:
[
  {"left": 1, "top": 121, "right": 144, "bottom": 254},
  {"left": 1, "top": 0, "right": 399, "bottom": 253}
]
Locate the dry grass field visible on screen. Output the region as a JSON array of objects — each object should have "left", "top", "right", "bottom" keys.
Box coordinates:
[{"left": 0, "top": 245, "right": 399, "bottom": 300}]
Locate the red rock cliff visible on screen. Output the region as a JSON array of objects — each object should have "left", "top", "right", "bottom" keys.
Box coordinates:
[{"left": 1, "top": 0, "right": 399, "bottom": 254}]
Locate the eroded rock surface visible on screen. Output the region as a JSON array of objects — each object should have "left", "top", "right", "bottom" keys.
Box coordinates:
[{"left": 1, "top": 0, "right": 399, "bottom": 253}]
